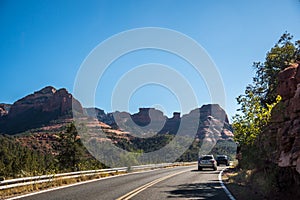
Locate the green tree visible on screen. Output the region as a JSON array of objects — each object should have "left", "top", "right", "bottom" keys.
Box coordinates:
[
  {"left": 57, "top": 123, "right": 85, "bottom": 171},
  {"left": 252, "top": 32, "right": 300, "bottom": 106},
  {"left": 233, "top": 91, "right": 280, "bottom": 146},
  {"left": 0, "top": 134, "right": 56, "bottom": 178}
]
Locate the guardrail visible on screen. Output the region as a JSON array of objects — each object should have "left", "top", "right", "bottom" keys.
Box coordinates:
[{"left": 0, "top": 162, "right": 196, "bottom": 190}]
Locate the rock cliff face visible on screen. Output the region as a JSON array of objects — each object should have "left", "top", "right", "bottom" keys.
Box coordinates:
[
  {"left": 0, "top": 86, "right": 83, "bottom": 134},
  {"left": 260, "top": 63, "right": 300, "bottom": 194},
  {"left": 268, "top": 63, "right": 300, "bottom": 174},
  {"left": 198, "top": 104, "right": 229, "bottom": 123},
  {"left": 131, "top": 108, "right": 167, "bottom": 126},
  {"left": 182, "top": 105, "right": 233, "bottom": 140}
]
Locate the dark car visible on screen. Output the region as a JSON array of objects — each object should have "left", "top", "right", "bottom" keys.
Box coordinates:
[
  {"left": 198, "top": 155, "right": 217, "bottom": 171},
  {"left": 216, "top": 155, "right": 229, "bottom": 166}
]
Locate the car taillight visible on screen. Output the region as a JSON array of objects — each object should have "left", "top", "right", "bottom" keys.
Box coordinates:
[{"left": 210, "top": 160, "right": 215, "bottom": 163}]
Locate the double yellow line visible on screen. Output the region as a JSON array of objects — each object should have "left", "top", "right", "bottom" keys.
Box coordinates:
[{"left": 116, "top": 169, "right": 190, "bottom": 200}]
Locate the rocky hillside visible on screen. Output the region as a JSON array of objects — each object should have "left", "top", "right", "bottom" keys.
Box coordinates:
[
  {"left": 0, "top": 86, "right": 235, "bottom": 162},
  {"left": 0, "top": 86, "right": 83, "bottom": 134},
  {"left": 261, "top": 63, "right": 300, "bottom": 191},
  {"left": 0, "top": 85, "right": 233, "bottom": 142},
  {"left": 276, "top": 63, "right": 300, "bottom": 173}
]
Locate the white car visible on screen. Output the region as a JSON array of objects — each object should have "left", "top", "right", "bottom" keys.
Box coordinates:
[{"left": 198, "top": 155, "right": 217, "bottom": 171}]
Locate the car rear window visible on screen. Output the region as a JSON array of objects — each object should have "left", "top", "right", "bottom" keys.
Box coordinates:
[
  {"left": 201, "top": 156, "right": 213, "bottom": 160},
  {"left": 217, "top": 156, "right": 226, "bottom": 159}
]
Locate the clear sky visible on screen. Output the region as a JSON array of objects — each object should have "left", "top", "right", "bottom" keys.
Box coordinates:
[{"left": 1, "top": 0, "right": 300, "bottom": 120}]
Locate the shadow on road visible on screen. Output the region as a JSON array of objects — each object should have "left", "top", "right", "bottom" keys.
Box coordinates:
[{"left": 165, "top": 181, "right": 228, "bottom": 200}]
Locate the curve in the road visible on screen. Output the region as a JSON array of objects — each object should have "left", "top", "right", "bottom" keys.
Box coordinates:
[
  {"left": 7, "top": 166, "right": 235, "bottom": 200},
  {"left": 116, "top": 169, "right": 191, "bottom": 200}
]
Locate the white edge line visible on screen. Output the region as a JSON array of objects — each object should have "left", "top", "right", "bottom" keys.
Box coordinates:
[
  {"left": 5, "top": 167, "right": 166, "bottom": 200},
  {"left": 218, "top": 168, "right": 236, "bottom": 200}
]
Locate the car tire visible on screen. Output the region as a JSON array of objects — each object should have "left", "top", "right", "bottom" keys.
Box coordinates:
[
  {"left": 213, "top": 166, "right": 217, "bottom": 171},
  {"left": 198, "top": 167, "right": 202, "bottom": 171}
]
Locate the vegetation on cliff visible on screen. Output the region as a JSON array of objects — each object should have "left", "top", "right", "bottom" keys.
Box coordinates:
[{"left": 232, "top": 33, "right": 300, "bottom": 198}]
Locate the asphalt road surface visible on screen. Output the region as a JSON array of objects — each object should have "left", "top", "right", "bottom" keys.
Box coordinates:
[{"left": 14, "top": 165, "right": 230, "bottom": 200}]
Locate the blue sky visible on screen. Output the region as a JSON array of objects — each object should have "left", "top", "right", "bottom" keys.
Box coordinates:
[{"left": 1, "top": 0, "right": 300, "bottom": 120}]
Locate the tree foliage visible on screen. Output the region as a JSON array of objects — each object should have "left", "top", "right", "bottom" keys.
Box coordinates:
[
  {"left": 0, "top": 123, "right": 105, "bottom": 179},
  {"left": 56, "top": 123, "right": 104, "bottom": 171},
  {"left": 233, "top": 33, "right": 299, "bottom": 147},
  {"left": 57, "top": 123, "right": 85, "bottom": 171},
  {"left": 252, "top": 32, "right": 300, "bottom": 106},
  {"left": 0, "top": 134, "right": 56, "bottom": 178},
  {"left": 233, "top": 92, "right": 280, "bottom": 146}
]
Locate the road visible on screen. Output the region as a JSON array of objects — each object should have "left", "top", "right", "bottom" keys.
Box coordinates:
[{"left": 14, "top": 165, "right": 230, "bottom": 200}]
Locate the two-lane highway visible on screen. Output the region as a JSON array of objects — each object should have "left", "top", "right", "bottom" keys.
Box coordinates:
[
  {"left": 130, "top": 168, "right": 229, "bottom": 200},
  {"left": 11, "top": 165, "right": 230, "bottom": 200}
]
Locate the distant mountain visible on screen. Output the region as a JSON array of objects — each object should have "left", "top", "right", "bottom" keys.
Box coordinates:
[
  {"left": 0, "top": 86, "right": 234, "bottom": 160},
  {"left": 0, "top": 86, "right": 83, "bottom": 134},
  {"left": 85, "top": 104, "right": 234, "bottom": 141},
  {"left": 0, "top": 86, "right": 233, "bottom": 140},
  {"left": 0, "top": 86, "right": 236, "bottom": 165},
  {"left": 84, "top": 104, "right": 235, "bottom": 162}
]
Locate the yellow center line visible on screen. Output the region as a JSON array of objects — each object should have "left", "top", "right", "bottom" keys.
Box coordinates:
[{"left": 116, "top": 169, "right": 191, "bottom": 200}]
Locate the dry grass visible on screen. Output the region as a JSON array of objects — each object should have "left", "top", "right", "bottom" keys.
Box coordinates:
[{"left": 222, "top": 167, "right": 270, "bottom": 200}]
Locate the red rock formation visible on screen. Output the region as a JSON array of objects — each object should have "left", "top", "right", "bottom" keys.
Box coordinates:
[
  {"left": 8, "top": 86, "right": 82, "bottom": 119},
  {"left": 263, "top": 63, "right": 300, "bottom": 176},
  {"left": 131, "top": 108, "right": 166, "bottom": 126},
  {"left": 275, "top": 63, "right": 300, "bottom": 174},
  {"left": 199, "top": 104, "right": 229, "bottom": 123},
  {"left": 256, "top": 63, "right": 300, "bottom": 197},
  {"left": 0, "top": 86, "right": 83, "bottom": 134},
  {"left": 277, "top": 64, "right": 299, "bottom": 100}
]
